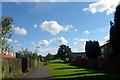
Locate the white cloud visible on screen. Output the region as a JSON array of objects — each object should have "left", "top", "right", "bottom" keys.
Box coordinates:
[
  {"left": 73, "top": 42, "right": 78, "bottom": 45},
  {"left": 33, "top": 24, "right": 37, "bottom": 28},
  {"left": 30, "top": 38, "right": 57, "bottom": 47},
  {"left": 30, "top": 42, "right": 39, "bottom": 47},
  {"left": 40, "top": 21, "right": 73, "bottom": 35},
  {"left": 84, "top": 30, "right": 90, "bottom": 34},
  {"left": 49, "top": 38, "right": 57, "bottom": 43},
  {"left": 83, "top": 0, "right": 119, "bottom": 15},
  {"left": 13, "top": 27, "right": 27, "bottom": 35},
  {"left": 63, "top": 25, "right": 73, "bottom": 32},
  {"left": 104, "top": 35, "right": 109, "bottom": 41},
  {"left": 39, "top": 40, "right": 49, "bottom": 46},
  {"left": 73, "top": 38, "right": 88, "bottom": 42},
  {"left": 74, "top": 29, "right": 78, "bottom": 32},
  {"left": 73, "top": 38, "right": 88, "bottom": 52},
  {"left": 37, "top": 47, "right": 58, "bottom": 56},
  {"left": 99, "top": 35, "right": 109, "bottom": 46},
  {"left": 58, "top": 37, "right": 68, "bottom": 45},
  {"left": 14, "top": 40, "right": 18, "bottom": 43}
]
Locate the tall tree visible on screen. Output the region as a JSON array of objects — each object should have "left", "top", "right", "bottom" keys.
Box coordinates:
[
  {"left": 57, "top": 45, "right": 71, "bottom": 62},
  {"left": 85, "top": 41, "right": 101, "bottom": 59},
  {"left": 110, "top": 4, "right": 120, "bottom": 56},
  {"left": 0, "top": 17, "right": 14, "bottom": 53}
]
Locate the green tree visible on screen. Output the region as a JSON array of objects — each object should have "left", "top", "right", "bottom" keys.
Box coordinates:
[
  {"left": 110, "top": 4, "right": 120, "bottom": 56},
  {"left": 16, "top": 48, "right": 40, "bottom": 60},
  {"left": 45, "top": 53, "right": 54, "bottom": 61},
  {"left": 57, "top": 45, "right": 71, "bottom": 62},
  {"left": 0, "top": 17, "right": 14, "bottom": 53},
  {"left": 85, "top": 41, "right": 101, "bottom": 59}
]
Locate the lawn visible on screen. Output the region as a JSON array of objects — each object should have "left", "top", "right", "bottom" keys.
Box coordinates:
[
  {"left": 47, "top": 59, "right": 120, "bottom": 80},
  {"left": 37, "top": 61, "right": 45, "bottom": 67}
]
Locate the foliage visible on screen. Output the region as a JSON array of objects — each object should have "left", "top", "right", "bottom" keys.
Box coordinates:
[
  {"left": 16, "top": 48, "right": 40, "bottom": 60},
  {"left": 110, "top": 4, "right": 120, "bottom": 56},
  {"left": 46, "top": 53, "right": 54, "bottom": 61},
  {"left": 85, "top": 41, "right": 101, "bottom": 59},
  {"left": 0, "top": 17, "right": 14, "bottom": 51},
  {"left": 57, "top": 45, "right": 71, "bottom": 62}
]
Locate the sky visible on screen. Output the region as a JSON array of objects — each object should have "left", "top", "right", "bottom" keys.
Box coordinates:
[{"left": 2, "top": 0, "right": 120, "bottom": 56}]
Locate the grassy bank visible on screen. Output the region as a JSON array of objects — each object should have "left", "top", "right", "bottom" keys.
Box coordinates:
[{"left": 47, "top": 59, "right": 120, "bottom": 80}]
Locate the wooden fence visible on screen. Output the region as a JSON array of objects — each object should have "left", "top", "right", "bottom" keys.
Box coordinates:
[{"left": 2, "top": 58, "right": 38, "bottom": 78}]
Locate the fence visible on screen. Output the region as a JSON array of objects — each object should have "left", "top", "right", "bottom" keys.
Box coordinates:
[
  {"left": 2, "top": 58, "right": 38, "bottom": 79},
  {"left": 73, "top": 57, "right": 120, "bottom": 72},
  {"left": 2, "top": 58, "right": 22, "bottom": 78},
  {"left": 22, "top": 58, "right": 37, "bottom": 72}
]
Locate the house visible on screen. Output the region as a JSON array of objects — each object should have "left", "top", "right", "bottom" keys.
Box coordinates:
[
  {"left": 0, "top": 48, "right": 16, "bottom": 58},
  {"left": 100, "top": 42, "right": 113, "bottom": 58},
  {"left": 70, "top": 52, "right": 87, "bottom": 66}
]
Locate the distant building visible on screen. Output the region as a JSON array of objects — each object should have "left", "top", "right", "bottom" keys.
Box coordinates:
[
  {"left": 100, "top": 42, "right": 113, "bottom": 58},
  {"left": 40, "top": 57, "right": 46, "bottom": 62},
  {"left": 0, "top": 48, "right": 16, "bottom": 58},
  {"left": 70, "top": 52, "right": 87, "bottom": 66}
]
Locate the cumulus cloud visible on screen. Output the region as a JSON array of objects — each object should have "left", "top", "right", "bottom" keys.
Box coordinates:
[
  {"left": 13, "top": 27, "right": 27, "bottom": 35},
  {"left": 49, "top": 38, "right": 57, "bottom": 43},
  {"left": 73, "top": 38, "right": 88, "bottom": 42},
  {"left": 84, "top": 30, "right": 90, "bottom": 34},
  {"left": 31, "top": 38, "right": 57, "bottom": 47},
  {"left": 74, "top": 29, "right": 78, "bottom": 32},
  {"left": 37, "top": 47, "right": 58, "bottom": 56},
  {"left": 30, "top": 42, "right": 38, "bottom": 47},
  {"left": 39, "top": 40, "right": 49, "bottom": 46},
  {"left": 14, "top": 40, "right": 18, "bottom": 43},
  {"left": 73, "top": 38, "right": 88, "bottom": 52},
  {"left": 33, "top": 24, "right": 37, "bottom": 28},
  {"left": 73, "top": 42, "right": 78, "bottom": 45},
  {"left": 83, "top": 0, "right": 120, "bottom": 15},
  {"left": 13, "top": 40, "right": 21, "bottom": 47},
  {"left": 99, "top": 35, "right": 109, "bottom": 46},
  {"left": 58, "top": 37, "right": 68, "bottom": 45},
  {"left": 40, "top": 21, "right": 73, "bottom": 35},
  {"left": 63, "top": 25, "right": 73, "bottom": 32}
]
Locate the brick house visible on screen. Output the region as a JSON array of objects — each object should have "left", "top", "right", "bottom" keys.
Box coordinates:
[
  {"left": 0, "top": 48, "right": 16, "bottom": 58},
  {"left": 70, "top": 52, "right": 87, "bottom": 66},
  {"left": 100, "top": 42, "right": 113, "bottom": 58}
]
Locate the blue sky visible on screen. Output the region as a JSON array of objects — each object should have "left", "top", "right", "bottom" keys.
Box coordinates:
[{"left": 2, "top": 1, "right": 119, "bottom": 56}]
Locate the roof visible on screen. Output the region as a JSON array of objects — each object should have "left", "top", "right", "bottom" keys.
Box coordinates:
[
  {"left": 100, "top": 42, "right": 110, "bottom": 48},
  {"left": 71, "top": 52, "right": 86, "bottom": 56},
  {"left": 71, "top": 52, "right": 85, "bottom": 54}
]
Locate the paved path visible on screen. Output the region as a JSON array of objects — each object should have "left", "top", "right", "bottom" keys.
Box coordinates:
[{"left": 22, "top": 66, "right": 55, "bottom": 80}]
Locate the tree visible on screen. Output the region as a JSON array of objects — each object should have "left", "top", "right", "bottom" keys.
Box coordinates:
[
  {"left": 110, "top": 4, "right": 120, "bottom": 56},
  {"left": 85, "top": 41, "right": 101, "bottom": 59},
  {"left": 0, "top": 17, "right": 14, "bottom": 53},
  {"left": 45, "top": 53, "right": 54, "bottom": 61},
  {"left": 57, "top": 45, "right": 71, "bottom": 62},
  {"left": 16, "top": 48, "right": 40, "bottom": 60}
]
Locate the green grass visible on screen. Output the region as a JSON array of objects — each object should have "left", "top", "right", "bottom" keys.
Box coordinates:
[
  {"left": 47, "top": 59, "right": 120, "bottom": 80},
  {"left": 37, "top": 61, "right": 45, "bottom": 67}
]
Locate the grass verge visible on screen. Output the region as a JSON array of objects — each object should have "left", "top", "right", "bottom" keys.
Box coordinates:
[{"left": 47, "top": 59, "right": 120, "bottom": 80}]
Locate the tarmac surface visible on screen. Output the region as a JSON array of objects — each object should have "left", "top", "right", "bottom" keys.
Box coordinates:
[{"left": 22, "top": 65, "right": 55, "bottom": 80}]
